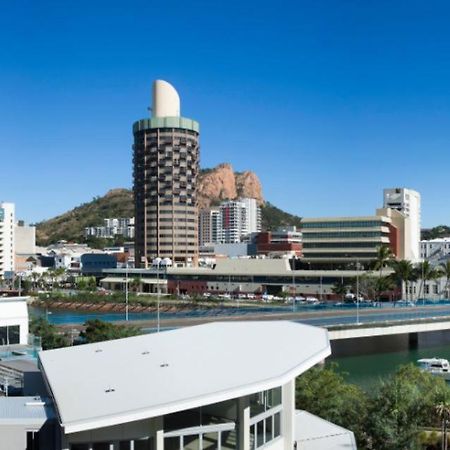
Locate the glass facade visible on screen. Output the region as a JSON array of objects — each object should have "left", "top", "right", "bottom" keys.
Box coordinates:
[
  {"left": 303, "top": 231, "right": 385, "bottom": 239},
  {"left": 302, "top": 220, "right": 383, "bottom": 229}
]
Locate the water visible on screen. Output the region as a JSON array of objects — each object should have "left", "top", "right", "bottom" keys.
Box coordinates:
[{"left": 330, "top": 331, "right": 450, "bottom": 390}]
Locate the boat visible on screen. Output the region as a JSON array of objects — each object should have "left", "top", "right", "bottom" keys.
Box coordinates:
[{"left": 417, "top": 358, "right": 450, "bottom": 380}]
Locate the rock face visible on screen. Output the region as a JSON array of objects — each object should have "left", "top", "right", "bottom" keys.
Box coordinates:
[{"left": 197, "top": 163, "right": 264, "bottom": 209}]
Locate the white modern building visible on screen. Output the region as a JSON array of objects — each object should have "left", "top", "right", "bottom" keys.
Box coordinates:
[
  {"left": 85, "top": 218, "right": 135, "bottom": 240},
  {"left": 0, "top": 202, "right": 15, "bottom": 276},
  {"left": 219, "top": 198, "right": 261, "bottom": 244},
  {"left": 0, "top": 321, "right": 357, "bottom": 450},
  {"left": 420, "top": 238, "right": 450, "bottom": 261},
  {"left": 240, "top": 198, "right": 262, "bottom": 238},
  {"left": 383, "top": 188, "right": 421, "bottom": 261}
]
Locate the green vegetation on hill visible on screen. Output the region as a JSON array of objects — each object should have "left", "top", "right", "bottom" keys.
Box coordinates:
[
  {"left": 35, "top": 188, "right": 133, "bottom": 246},
  {"left": 36, "top": 190, "right": 303, "bottom": 247},
  {"left": 260, "top": 202, "right": 302, "bottom": 230},
  {"left": 422, "top": 225, "right": 450, "bottom": 240}
]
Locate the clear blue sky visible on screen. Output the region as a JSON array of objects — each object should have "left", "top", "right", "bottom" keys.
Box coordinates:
[{"left": 1, "top": 0, "right": 449, "bottom": 227}]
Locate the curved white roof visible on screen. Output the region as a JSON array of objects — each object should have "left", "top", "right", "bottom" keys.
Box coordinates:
[
  {"left": 39, "top": 321, "right": 330, "bottom": 434},
  {"left": 152, "top": 80, "right": 180, "bottom": 117}
]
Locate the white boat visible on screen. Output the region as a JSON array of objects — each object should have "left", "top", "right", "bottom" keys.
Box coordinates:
[{"left": 417, "top": 358, "right": 450, "bottom": 380}]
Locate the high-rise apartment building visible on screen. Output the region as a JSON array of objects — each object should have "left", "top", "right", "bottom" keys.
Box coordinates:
[
  {"left": 0, "top": 202, "right": 15, "bottom": 276},
  {"left": 383, "top": 187, "right": 421, "bottom": 261},
  {"left": 199, "top": 208, "right": 221, "bottom": 246},
  {"left": 133, "top": 80, "right": 200, "bottom": 267},
  {"left": 220, "top": 198, "right": 261, "bottom": 244}
]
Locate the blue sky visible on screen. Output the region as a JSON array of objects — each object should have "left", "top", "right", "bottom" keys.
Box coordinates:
[{"left": 1, "top": 0, "right": 450, "bottom": 227}]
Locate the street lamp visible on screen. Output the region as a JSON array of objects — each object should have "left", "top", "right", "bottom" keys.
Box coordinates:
[
  {"left": 125, "top": 259, "right": 129, "bottom": 322},
  {"left": 356, "top": 261, "right": 361, "bottom": 325},
  {"left": 156, "top": 263, "right": 160, "bottom": 333}
]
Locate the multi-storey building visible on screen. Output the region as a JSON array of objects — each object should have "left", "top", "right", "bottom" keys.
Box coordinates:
[
  {"left": 199, "top": 208, "right": 221, "bottom": 246},
  {"left": 0, "top": 202, "right": 15, "bottom": 276},
  {"left": 14, "top": 221, "right": 36, "bottom": 272},
  {"left": 84, "top": 217, "right": 135, "bottom": 239},
  {"left": 301, "top": 212, "right": 401, "bottom": 270},
  {"left": 383, "top": 188, "right": 421, "bottom": 261},
  {"left": 241, "top": 198, "right": 261, "bottom": 236},
  {"left": 253, "top": 227, "right": 302, "bottom": 258},
  {"left": 420, "top": 238, "right": 450, "bottom": 261},
  {"left": 220, "top": 198, "right": 261, "bottom": 244},
  {"left": 133, "top": 80, "right": 200, "bottom": 267}
]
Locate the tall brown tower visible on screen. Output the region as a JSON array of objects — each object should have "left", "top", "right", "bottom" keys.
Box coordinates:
[{"left": 133, "top": 80, "right": 200, "bottom": 267}]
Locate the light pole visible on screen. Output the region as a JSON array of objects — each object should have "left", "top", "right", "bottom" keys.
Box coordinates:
[
  {"left": 292, "top": 256, "right": 296, "bottom": 312},
  {"left": 125, "top": 260, "right": 129, "bottom": 322},
  {"left": 356, "top": 261, "right": 361, "bottom": 325},
  {"left": 156, "top": 263, "right": 160, "bottom": 333}
]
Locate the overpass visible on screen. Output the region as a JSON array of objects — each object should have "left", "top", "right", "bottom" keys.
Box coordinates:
[{"left": 327, "top": 318, "right": 450, "bottom": 340}]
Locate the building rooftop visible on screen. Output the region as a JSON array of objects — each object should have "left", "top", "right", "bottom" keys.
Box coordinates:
[
  {"left": 295, "top": 410, "right": 357, "bottom": 449},
  {"left": 0, "top": 396, "right": 54, "bottom": 426},
  {"left": 39, "top": 321, "right": 330, "bottom": 434}
]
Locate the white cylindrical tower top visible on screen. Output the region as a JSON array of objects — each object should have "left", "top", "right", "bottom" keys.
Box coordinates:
[{"left": 152, "top": 80, "right": 180, "bottom": 117}]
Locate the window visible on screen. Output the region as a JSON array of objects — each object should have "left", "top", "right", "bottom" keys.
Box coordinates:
[
  {"left": 0, "top": 325, "right": 20, "bottom": 346},
  {"left": 26, "top": 431, "right": 40, "bottom": 450}
]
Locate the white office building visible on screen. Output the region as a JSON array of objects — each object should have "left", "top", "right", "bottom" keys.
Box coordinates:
[
  {"left": 0, "top": 202, "right": 15, "bottom": 276},
  {"left": 420, "top": 238, "right": 450, "bottom": 261},
  {"left": 0, "top": 321, "right": 356, "bottom": 450},
  {"left": 383, "top": 188, "right": 421, "bottom": 261},
  {"left": 241, "top": 198, "right": 262, "bottom": 237}
]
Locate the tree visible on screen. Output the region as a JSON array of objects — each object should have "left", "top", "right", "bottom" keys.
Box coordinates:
[
  {"left": 373, "top": 275, "right": 395, "bottom": 301},
  {"left": 80, "top": 319, "right": 141, "bottom": 343},
  {"left": 30, "top": 317, "right": 69, "bottom": 350},
  {"left": 366, "top": 364, "right": 448, "bottom": 450},
  {"left": 415, "top": 261, "right": 442, "bottom": 301},
  {"left": 331, "top": 280, "right": 348, "bottom": 301},
  {"left": 435, "top": 401, "right": 450, "bottom": 450},
  {"left": 295, "top": 364, "right": 369, "bottom": 446},
  {"left": 389, "top": 260, "right": 416, "bottom": 301},
  {"left": 373, "top": 245, "right": 394, "bottom": 279},
  {"left": 442, "top": 261, "right": 450, "bottom": 300},
  {"left": 130, "top": 277, "right": 142, "bottom": 293}
]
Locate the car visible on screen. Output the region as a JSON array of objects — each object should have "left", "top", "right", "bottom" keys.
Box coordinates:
[
  {"left": 305, "top": 296, "right": 319, "bottom": 304},
  {"left": 394, "top": 300, "right": 415, "bottom": 307}
]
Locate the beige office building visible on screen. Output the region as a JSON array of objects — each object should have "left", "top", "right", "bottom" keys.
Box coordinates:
[{"left": 133, "top": 80, "right": 200, "bottom": 267}]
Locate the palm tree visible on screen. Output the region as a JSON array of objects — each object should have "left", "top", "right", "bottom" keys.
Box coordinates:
[
  {"left": 435, "top": 401, "right": 450, "bottom": 450},
  {"left": 390, "top": 260, "right": 415, "bottom": 301},
  {"left": 415, "top": 261, "right": 442, "bottom": 301},
  {"left": 373, "top": 245, "right": 394, "bottom": 279},
  {"left": 373, "top": 246, "right": 394, "bottom": 301},
  {"left": 441, "top": 261, "right": 450, "bottom": 299}
]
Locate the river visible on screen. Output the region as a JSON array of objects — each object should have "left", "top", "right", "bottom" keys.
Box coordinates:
[{"left": 330, "top": 331, "right": 450, "bottom": 390}]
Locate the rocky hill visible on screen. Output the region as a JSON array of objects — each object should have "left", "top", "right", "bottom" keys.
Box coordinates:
[
  {"left": 35, "top": 164, "right": 301, "bottom": 246},
  {"left": 198, "top": 163, "right": 263, "bottom": 209}
]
